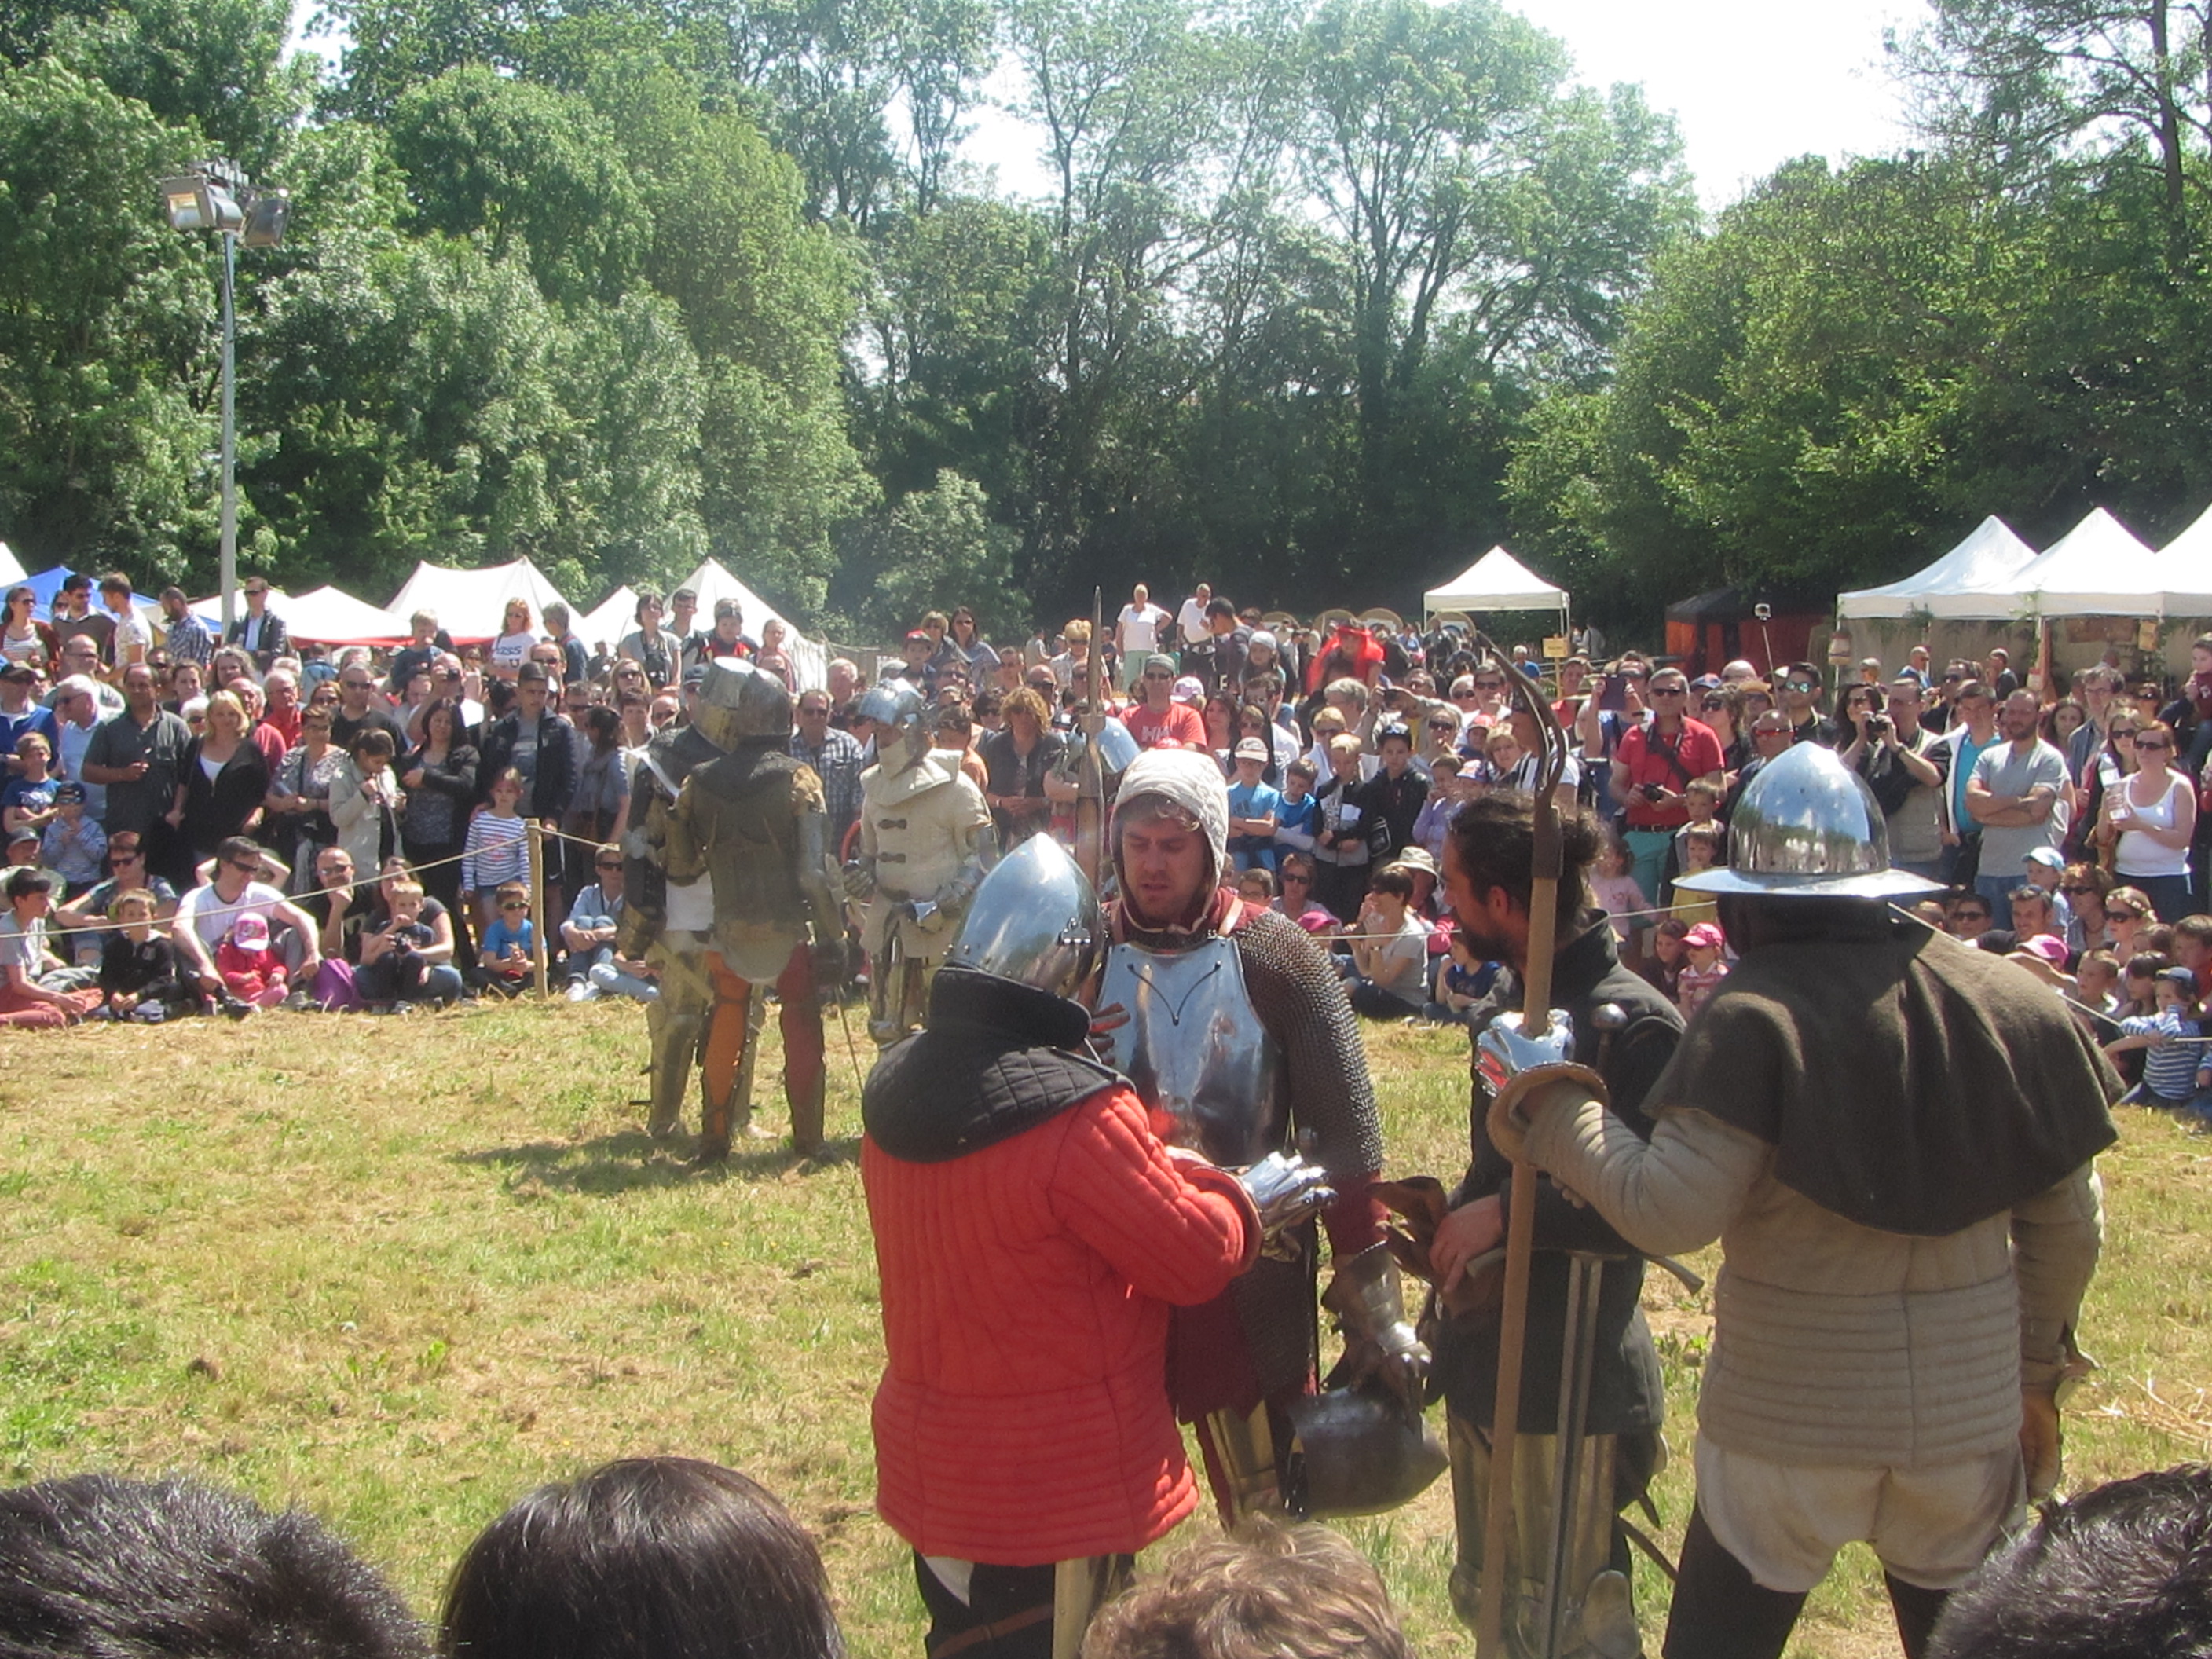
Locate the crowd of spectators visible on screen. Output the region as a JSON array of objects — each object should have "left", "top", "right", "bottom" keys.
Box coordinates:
[{"left": 11, "top": 566, "right": 2212, "bottom": 1065}]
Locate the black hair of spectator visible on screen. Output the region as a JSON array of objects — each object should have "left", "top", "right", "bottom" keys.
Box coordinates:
[
  {"left": 1927, "top": 1465, "right": 2212, "bottom": 1658},
  {"left": 1205, "top": 596, "right": 1236, "bottom": 619},
  {"left": 0, "top": 1472, "right": 427, "bottom": 1659},
  {"left": 5, "top": 867, "right": 52, "bottom": 902},
  {"left": 351, "top": 728, "right": 397, "bottom": 760},
  {"left": 582, "top": 705, "right": 621, "bottom": 745},
  {"left": 216, "top": 835, "right": 262, "bottom": 867},
  {"left": 486, "top": 681, "right": 516, "bottom": 717},
  {"left": 1444, "top": 792, "right": 1599, "bottom": 939},
  {"left": 438, "top": 1457, "right": 844, "bottom": 1659}
]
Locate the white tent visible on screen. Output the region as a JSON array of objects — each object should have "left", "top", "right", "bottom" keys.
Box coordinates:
[
  {"left": 1960, "top": 507, "right": 2162, "bottom": 620},
  {"left": 384, "top": 558, "right": 572, "bottom": 644},
  {"left": 577, "top": 585, "right": 639, "bottom": 651},
  {"left": 2156, "top": 501, "right": 2212, "bottom": 613},
  {"left": 0, "top": 544, "right": 24, "bottom": 587},
  {"left": 1837, "top": 516, "right": 2039, "bottom": 620},
  {"left": 1423, "top": 546, "right": 1569, "bottom": 624},
  {"left": 189, "top": 584, "right": 409, "bottom": 645},
  {"left": 676, "top": 558, "right": 826, "bottom": 690}
]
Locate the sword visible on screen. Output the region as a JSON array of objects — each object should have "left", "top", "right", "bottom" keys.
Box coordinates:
[{"left": 829, "top": 984, "right": 869, "bottom": 1100}]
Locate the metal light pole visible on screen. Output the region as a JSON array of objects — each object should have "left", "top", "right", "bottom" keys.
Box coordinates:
[{"left": 159, "top": 161, "right": 286, "bottom": 632}]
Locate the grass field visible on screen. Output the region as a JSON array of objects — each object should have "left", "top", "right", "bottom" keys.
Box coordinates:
[{"left": 3, "top": 1001, "right": 2209, "bottom": 1657}]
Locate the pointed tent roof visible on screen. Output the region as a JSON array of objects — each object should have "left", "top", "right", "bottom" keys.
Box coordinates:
[
  {"left": 0, "top": 544, "right": 23, "bottom": 587},
  {"left": 189, "top": 584, "right": 410, "bottom": 645},
  {"left": 2156, "top": 501, "right": 2212, "bottom": 613},
  {"left": 384, "top": 558, "right": 572, "bottom": 645},
  {"left": 1837, "top": 516, "right": 2039, "bottom": 620},
  {"left": 1990, "top": 507, "right": 2161, "bottom": 619},
  {"left": 1423, "top": 547, "right": 1569, "bottom": 617},
  {"left": 577, "top": 585, "right": 639, "bottom": 652},
  {"left": 676, "top": 558, "right": 826, "bottom": 690}
]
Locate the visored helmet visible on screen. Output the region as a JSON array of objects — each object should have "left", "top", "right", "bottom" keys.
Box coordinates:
[
  {"left": 944, "top": 833, "right": 1101, "bottom": 998},
  {"left": 1675, "top": 738, "right": 1940, "bottom": 899},
  {"left": 857, "top": 682, "right": 929, "bottom": 771},
  {"left": 1284, "top": 1386, "right": 1448, "bottom": 1518},
  {"left": 694, "top": 656, "right": 792, "bottom": 742}
]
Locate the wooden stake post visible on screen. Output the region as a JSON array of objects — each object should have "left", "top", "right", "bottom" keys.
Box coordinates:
[
  {"left": 1474, "top": 633, "right": 1569, "bottom": 1659},
  {"left": 527, "top": 821, "right": 549, "bottom": 999}
]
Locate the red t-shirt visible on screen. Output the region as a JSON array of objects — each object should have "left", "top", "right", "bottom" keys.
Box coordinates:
[
  {"left": 1122, "top": 701, "right": 1207, "bottom": 751},
  {"left": 1613, "top": 717, "right": 1724, "bottom": 829}
]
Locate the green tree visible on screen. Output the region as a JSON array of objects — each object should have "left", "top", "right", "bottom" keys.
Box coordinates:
[{"left": 830, "top": 468, "right": 1025, "bottom": 639}]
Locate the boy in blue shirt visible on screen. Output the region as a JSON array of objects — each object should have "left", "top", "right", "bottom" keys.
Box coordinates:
[
  {"left": 1272, "top": 756, "right": 1321, "bottom": 865},
  {"left": 2108, "top": 965, "right": 2211, "bottom": 1114},
  {"left": 474, "top": 880, "right": 536, "bottom": 998},
  {"left": 1225, "top": 738, "right": 1283, "bottom": 873}
]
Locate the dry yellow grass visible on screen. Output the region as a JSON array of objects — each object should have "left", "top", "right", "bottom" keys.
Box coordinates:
[{"left": 2, "top": 1003, "right": 2207, "bottom": 1657}]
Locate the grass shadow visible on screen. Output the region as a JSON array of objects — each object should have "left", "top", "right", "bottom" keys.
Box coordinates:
[{"left": 452, "top": 1131, "right": 859, "bottom": 1195}]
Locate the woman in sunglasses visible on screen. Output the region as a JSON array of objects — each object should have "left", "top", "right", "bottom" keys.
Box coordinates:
[{"left": 2099, "top": 718, "right": 2195, "bottom": 921}]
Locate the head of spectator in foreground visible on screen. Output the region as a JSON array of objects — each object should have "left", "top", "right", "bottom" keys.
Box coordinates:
[
  {"left": 1926, "top": 1463, "right": 2212, "bottom": 1658},
  {"left": 439, "top": 1457, "right": 842, "bottom": 1659},
  {"left": 0, "top": 1471, "right": 427, "bottom": 1658},
  {"left": 1082, "top": 1516, "right": 1412, "bottom": 1659}
]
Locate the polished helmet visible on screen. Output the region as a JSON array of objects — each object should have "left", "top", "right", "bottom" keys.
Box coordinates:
[
  {"left": 693, "top": 655, "right": 792, "bottom": 742},
  {"left": 944, "top": 833, "right": 1101, "bottom": 998},
  {"left": 857, "top": 682, "right": 929, "bottom": 768},
  {"left": 1675, "top": 738, "right": 1940, "bottom": 899},
  {"left": 1284, "top": 1386, "right": 1448, "bottom": 1518}
]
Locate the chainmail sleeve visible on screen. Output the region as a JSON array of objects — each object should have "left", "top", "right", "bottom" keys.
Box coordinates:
[{"left": 1234, "top": 907, "right": 1385, "bottom": 1253}]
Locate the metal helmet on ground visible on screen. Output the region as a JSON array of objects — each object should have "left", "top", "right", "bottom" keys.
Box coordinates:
[
  {"left": 943, "top": 833, "right": 1102, "bottom": 998},
  {"left": 858, "top": 682, "right": 930, "bottom": 771},
  {"left": 1675, "top": 738, "right": 1940, "bottom": 899},
  {"left": 693, "top": 655, "right": 792, "bottom": 744}
]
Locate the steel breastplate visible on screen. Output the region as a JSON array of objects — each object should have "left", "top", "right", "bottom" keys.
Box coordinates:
[{"left": 1099, "top": 934, "right": 1286, "bottom": 1167}]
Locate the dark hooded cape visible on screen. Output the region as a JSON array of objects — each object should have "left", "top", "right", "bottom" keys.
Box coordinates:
[{"left": 1651, "top": 913, "right": 2118, "bottom": 1236}]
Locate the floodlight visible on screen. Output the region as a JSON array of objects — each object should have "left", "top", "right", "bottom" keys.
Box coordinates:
[{"left": 240, "top": 191, "right": 289, "bottom": 248}]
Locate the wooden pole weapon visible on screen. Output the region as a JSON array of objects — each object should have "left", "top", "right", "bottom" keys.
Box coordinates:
[{"left": 1474, "top": 629, "right": 1569, "bottom": 1659}]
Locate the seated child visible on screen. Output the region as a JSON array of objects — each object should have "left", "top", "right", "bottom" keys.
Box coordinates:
[
  {"left": 1236, "top": 867, "right": 1277, "bottom": 908},
  {"left": 356, "top": 878, "right": 460, "bottom": 1009},
  {"left": 2106, "top": 965, "right": 2209, "bottom": 1114},
  {"left": 1667, "top": 823, "right": 1724, "bottom": 927},
  {"left": 214, "top": 912, "right": 289, "bottom": 1010},
  {"left": 40, "top": 783, "right": 105, "bottom": 899},
  {"left": 473, "top": 881, "right": 535, "bottom": 998},
  {"left": 97, "top": 888, "right": 200, "bottom": 1022}
]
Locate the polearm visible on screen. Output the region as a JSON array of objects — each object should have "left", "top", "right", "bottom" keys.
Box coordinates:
[
  {"left": 1475, "top": 631, "right": 1569, "bottom": 1659},
  {"left": 1074, "top": 586, "right": 1108, "bottom": 889}
]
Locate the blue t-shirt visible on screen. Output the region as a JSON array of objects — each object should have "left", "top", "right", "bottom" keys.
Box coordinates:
[
  {"left": 481, "top": 917, "right": 535, "bottom": 965},
  {"left": 1226, "top": 779, "right": 1283, "bottom": 839},
  {"left": 1275, "top": 793, "right": 1320, "bottom": 845},
  {"left": 2, "top": 775, "right": 57, "bottom": 819}
]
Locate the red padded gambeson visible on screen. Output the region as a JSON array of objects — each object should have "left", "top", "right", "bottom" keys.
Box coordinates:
[{"left": 862, "top": 1083, "right": 1256, "bottom": 1565}]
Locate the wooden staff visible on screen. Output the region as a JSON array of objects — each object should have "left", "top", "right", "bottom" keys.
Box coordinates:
[
  {"left": 527, "top": 820, "right": 549, "bottom": 998},
  {"left": 1475, "top": 632, "right": 1568, "bottom": 1659},
  {"left": 1073, "top": 586, "right": 1108, "bottom": 890}
]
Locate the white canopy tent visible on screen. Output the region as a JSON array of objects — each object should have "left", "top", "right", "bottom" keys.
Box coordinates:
[
  {"left": 676, "top": 557, "right": 826, "bottom": 690},
  {"left": 189, "top": 584, "right": 410, "bottom": 645},
  {"left": 1837, "top": 516, "right": 2039, "bottom": 620},
  {"left": 0, "top": 544, "right": 24, "bottom": 587},
  {"left": 2155, "top": 502, "right": 2212, "bottom": 613},
  {"left": 385, "top": 558, "right": 572, "bottom": 645},
  {"left": 1954, "top": 507, "right": 2163, "bottom": 619},
  {"left": 577, "top": 585, "right": 639, "bottom": 651},
  {"left": 1423, "top": 546, "right": 1569, "bottom": 628}
]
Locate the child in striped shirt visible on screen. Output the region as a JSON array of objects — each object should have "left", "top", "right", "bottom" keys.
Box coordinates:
[
  {"left": 463, "top": 768, "right": 531, "bottom": 936},
  {"left": 2107, "top": 965, "right": 2210, "bottom": 1114}
]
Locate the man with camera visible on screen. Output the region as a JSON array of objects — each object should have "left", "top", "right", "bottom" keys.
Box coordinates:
[
  {"left": 1840, "top": 677, "right": 1949, "bottom": 882},
  {"left": 1606, "top": 666, "right": 1724, "bottom": 907}
]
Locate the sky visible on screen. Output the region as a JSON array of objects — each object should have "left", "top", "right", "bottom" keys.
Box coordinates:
[{"left": 289, "top": 0, "right": 1936, "bottom": 212}]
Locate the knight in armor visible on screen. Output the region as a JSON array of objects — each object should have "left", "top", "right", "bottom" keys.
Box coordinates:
[
  {"left": 1474, "top": 740, "right": 2116, "bottom": 1659},
  {"left": 861, "top": 833, "right": 1333, "bottom": 1659},
  {"left": 660, "top": 661, "right": 847, "bottom": 1159},
  {"left": 617, "top": 657, "right": 745, "bottom": 1148},
  {"left": 846, "top": 683, "right": 994, "bottom": 1043},
  {"left": 1091, "top": 748, "right": 1428, "bottom": 1525},
  {"left": 1425, "top": 793, "right": 1679, "bottom": 1658}
]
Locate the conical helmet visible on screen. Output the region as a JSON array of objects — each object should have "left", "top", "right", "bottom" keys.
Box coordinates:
[
  {"left": 857, "top": 682, "right": 929, "bottom": 770},
  {"left": 1675, "top": 738, "right": 1940, "bottom": 899},
  {"left": 944, "top": 833, "right": 1102, "bottom": 998}
]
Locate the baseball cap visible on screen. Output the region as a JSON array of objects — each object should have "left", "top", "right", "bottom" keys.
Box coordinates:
[
  {"left": 7, "top": 826, "right": 38, "bottom": 850},
  {"left": 2022, "top": 847, "right": 2066, "bottom": 871},
  {"left": 1683, "top": 921, "right": 1727, "bottom": 950},
  {"left": 0, "top": 661, "right": 37, "bottom": 681},
  {"left": 906, "top": 629, "right": 931, "bottom": 644},
  {"left": 2159, "top": 965, "right": 2197, "bottom": 989},
  {"left": 1172, "top": 676, "right": 1205, "bottom": 705},
  {"left": 231, "top": 914, "right": 271, "bottom": 953},
  {"left": 1144, "top": 653, "right": 1178, "bottom": 676},
  {"left": 51, "top": 782, "right": 83, "bottom": 805},
  {"left": 1233, "top": 738, "right": 1269, "bottom": 760},
  {"left": 2015, "top": 934, "right": 2068, "bottom": 965}
]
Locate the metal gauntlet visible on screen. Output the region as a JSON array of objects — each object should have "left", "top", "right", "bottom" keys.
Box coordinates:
[
  {"left": 1477, "top": 1009, "right": 1609, "bottom": 1162},
  {"left": 1236, "top": 1150, "right": 1335, "bottom": 1238},
  {"left": 1324, "top": 1240, "right": 1431, "bottom": 1404}
]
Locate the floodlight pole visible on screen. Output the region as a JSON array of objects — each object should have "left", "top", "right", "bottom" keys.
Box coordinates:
[{"left": 218, "top": 226, "right": 237, "bottom": 632}]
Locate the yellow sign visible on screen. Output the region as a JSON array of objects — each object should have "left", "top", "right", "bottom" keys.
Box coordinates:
[
  {"left": 2140, "top": 618, "right": 2161, "bottom": 652},
  {"left": 1542, "top": 635, "right": 1569, "bottom": 659}
]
